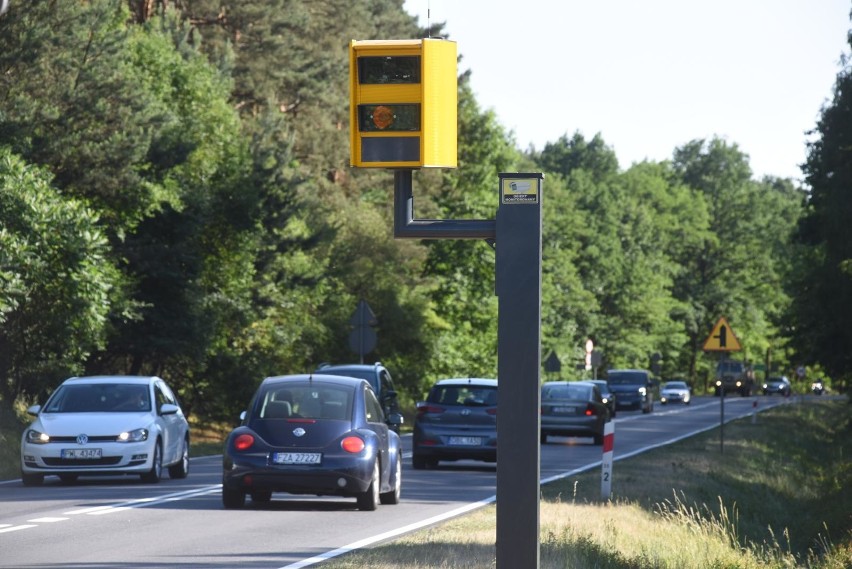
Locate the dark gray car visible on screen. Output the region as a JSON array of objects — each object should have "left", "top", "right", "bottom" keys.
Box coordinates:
[
  {"left": 412, "top": 378, "right": 498, "bottom": 469},
  {"left": 314, "top": 362, "right": 402, "bottom": 433}
]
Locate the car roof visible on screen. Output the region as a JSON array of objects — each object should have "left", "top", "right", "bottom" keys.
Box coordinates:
[
  {"left": 315, "top": 363, "right": 384, "bottom": 372},
  {"left": 432, "top": 378, "right": 498, "bottom": 387},
  {"left": 63, "top": 375, "right": 158, "bottom": 385},
  {"left": 260, "top": 373, "right": 368, "bottom": 389}
]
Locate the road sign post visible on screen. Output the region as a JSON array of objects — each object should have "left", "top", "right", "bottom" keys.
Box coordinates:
[
  {"left": 350, "top": 42, "right": 543, "bottom": 567},
  {"left": 601, "top": 421, "right": 614, "bottom": 499},
  {"left": 702, "top": 316, "right": 742, "bottom": 454}
]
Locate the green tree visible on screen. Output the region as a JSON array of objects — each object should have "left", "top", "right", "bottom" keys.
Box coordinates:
[
  {"left": 671, "top": 138, "right": 800, "bottom": 383},
  {"left": 793, "top": 30, "right": 852, "bottom": 385},
  {"left": 0, "top": 149, "right": 123, "bottom": 402}
]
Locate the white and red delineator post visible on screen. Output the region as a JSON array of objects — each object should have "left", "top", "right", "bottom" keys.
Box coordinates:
[{"left": 601, "top": 420, "right": 614, "bottom": 499}]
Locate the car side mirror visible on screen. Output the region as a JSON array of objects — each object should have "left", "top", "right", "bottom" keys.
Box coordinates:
[
  {"left": 382, "top": 390, "right": 397, "bottom": 401},
  {"left": 27, "top": 405, "right": 41, "bottom": 416},
  {"left": 386, "top": 411, "right": 404, "bottom": 426},
  {"left": 160, "top": 403, "right": 179, "bottom": 415}
]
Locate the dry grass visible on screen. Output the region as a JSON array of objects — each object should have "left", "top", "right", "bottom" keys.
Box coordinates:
[{"left": 322, "top": 399, "right": 852, "bottom": 569}]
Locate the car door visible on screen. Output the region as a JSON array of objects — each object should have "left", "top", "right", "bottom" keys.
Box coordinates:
[
  {"left": 154, "top": 381, "right": 181, "bottom": 464},
  {"left": 364, "top": 386, "right": 390, "bottom": 485}
]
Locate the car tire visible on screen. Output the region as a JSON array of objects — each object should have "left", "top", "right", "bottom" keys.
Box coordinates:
[
  {"left": 412, "top": 454, "right": 437, "bottom": 470},
  {"left": 251, "top": 491, "right": 272, "bottom": 503},
  {"left": 222, "top": 486, "right": 246, "bottom": 509},
  {"left": 593, "top": 432, "right": 604, "bottom": 445},
  {"left": 168, "top": 437, "right": 190, "bottom": 479},
  {"left": 141, "top": 440, "right": 163, "bottom": 483},
  {"left": 357, "top": 462, "right": 380, "bottom": 511},
  {"left": 21, "top": 472, "right": 44, "bottom": 487},
  {"left": 412, "top": 454, "right": 426, "bottom": 470},
  {"left": 380, "top": 457, "right": 401, "bottom": 505}
]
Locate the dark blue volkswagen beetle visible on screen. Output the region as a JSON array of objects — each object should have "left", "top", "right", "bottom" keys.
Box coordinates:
[{"left": 222, "top": 374, "right": 403, "bottom": 511}]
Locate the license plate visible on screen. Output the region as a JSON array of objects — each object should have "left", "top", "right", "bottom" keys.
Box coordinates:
[
  {"left": 61, "top": 448, "right": 102, "bottom": 459},
  {"left": 448, "top": 436, "right": 481, "bottom": 446},
  {"left": 272, "top": 452, "right": 321, "bottom": 465},
  {"left": 552, "top": 406, "right": 577, "bottom": 414}
]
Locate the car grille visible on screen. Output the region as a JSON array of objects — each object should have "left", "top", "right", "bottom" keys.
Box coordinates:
[
  {"left": 42, "top": 457, "right": 123, "bottom": 467},
  {"left": 46, "top": 435, "right": 118, "bottom": 443}
]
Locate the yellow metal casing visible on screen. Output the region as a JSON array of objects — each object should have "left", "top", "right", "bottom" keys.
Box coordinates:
[{"left": 349, "top": 39, "right": 457, "bottom": 168}]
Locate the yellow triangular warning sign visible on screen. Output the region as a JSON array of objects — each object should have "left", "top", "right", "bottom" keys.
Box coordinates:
[{"left": 702, "top": 317, "right": 741, "bottom": 352}]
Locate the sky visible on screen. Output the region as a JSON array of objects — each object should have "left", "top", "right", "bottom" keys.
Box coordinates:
[{"left": 402, "top": 0, "right": 851, "bottom": 182}]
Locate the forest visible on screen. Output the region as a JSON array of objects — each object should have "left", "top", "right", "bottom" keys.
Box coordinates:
[{"left": 1, "top": 0, "right": 850, "bottom": 421}]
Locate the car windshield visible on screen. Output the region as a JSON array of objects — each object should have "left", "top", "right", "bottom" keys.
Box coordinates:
[
  {"left": 257, "top": 384, "right": 352, "bottom": 420},
  {"left": 664, "top": 382, "right": 687, "bottom": 389},
  {"left": 542, "top": 384, "right": 590, "bottom": 400},
  {"left": 44, "top": 383, "right": 150, "bottom": 413},
  {"left": 607, "top": 372, "right": 646, "bottom": 385},
  {"left": 427, "top": 385, "right": 497, "bottom": 406}
]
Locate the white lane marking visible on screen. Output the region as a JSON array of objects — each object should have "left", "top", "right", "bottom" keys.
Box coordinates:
[
  {"left": 66, "top": 485, "right": 221, "bottom": 516},
  {"left": 27, "top": 517, "right": 68, "bottom": 523},
  {"left": 278, "top": 498, "right": 496, "bottom": 569},
  {"left": 0, "top": 525, "right": 37, "bottom": 533}
]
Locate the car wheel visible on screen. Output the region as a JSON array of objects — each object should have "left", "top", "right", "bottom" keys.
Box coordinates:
[
  {"left": 168, "top": 437, "right": 190, "bottom": 479},
  {"left": 593, "top": 432, "right": 604, "bottom": 445},
  {"left": 59, "top": 474, "right": 78, "bottom": 484},
  {"left": 251, "top": 491, "right": 272, "bottom": 503},
  {"left": 222, "top": 486, "right": 246, "bottom": 509},
  {"left": 380, "top": 456, "right": 401, "bottom": 505},
  {"left": 141, "top": 440, "right": 163, "bottom": 483},
  {"left": 412, "top": 454, "right": 424, "bottom": 470},
  {"left": 540, "top": 432, "right": 548, "bottom": 445},
  {"left": 21, "top": 472, "right": 44, "bottom": 487},
  {"left": 357, "top": 462, "right": 380, "bottom": 511}
]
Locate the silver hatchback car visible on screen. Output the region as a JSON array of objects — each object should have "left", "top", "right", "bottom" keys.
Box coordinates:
[
  {"left": 20, "top": 375, "right": 190, "bottom": 486},
  {"left": 412, "top": 378, "right": 498, "bottom": 469}
]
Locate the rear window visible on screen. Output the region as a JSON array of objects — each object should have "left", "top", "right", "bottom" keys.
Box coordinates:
[
  {"left": 257, "top": 384, "right": 352, "bottom": 420},
  {"left": 542, "top": 384, "right": 591, "bottom": 400},
  {"left": 427, "top": 385, "right": 497, "bottom": 406}
]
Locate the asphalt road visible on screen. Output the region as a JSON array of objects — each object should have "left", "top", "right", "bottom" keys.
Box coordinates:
[{"left": 0, "top": 395, "right": 792, "bottom": 568}]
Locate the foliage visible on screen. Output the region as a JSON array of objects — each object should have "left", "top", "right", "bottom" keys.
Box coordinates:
[
  {"left": 0, "top": 0, "right": 841, "bottom": 421},
  {"left": 793, "top": 32, "right": 852, "bottom": 387},
  {"left": 0, "top": 149, "right": 123, "bottom": 401}
]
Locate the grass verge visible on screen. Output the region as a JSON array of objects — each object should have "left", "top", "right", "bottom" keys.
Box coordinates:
[{"left": 323, "top": 399, "right": 851, "bottom": 569}]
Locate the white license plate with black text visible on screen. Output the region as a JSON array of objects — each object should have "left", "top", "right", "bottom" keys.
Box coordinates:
[
  {"left": 272, "top": 452, "right": 321, "bottom": 465},
  {"left": 61, "top": 448, "right": 102, "bottom": 459},
  {"left": 448, "top": 436, "right": 481, "bottom": 446}
]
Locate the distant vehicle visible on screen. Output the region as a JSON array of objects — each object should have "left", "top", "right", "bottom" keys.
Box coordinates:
[
  {"left": 763, "top": 375, "right": 792, "bottom": 397},
  {"left": 714, "top": 360, "right": 755, "bottom": 397},
  {"left": 221, "top": 373, "right": 403, "bottom": 511},
  {"left": 314, "top": 362, "right": 402, "bottom": 433},
  {"left": 20, "top": 375, "right": 190, "bottom": 486},
  {"left": 606, "top": 369, "right": 654, "bottom": 413},
  {"left": 412, "top": 378, "right": 498, "bottom": 469},
  {"left": 540, "top": 381, "right": 610, "bottom": 445},
  {"left": 584, "top": 379, "right": 616, "bottom": 418},
  {"left": 659, "top": 381, "right": 691, "bottom": 405}
]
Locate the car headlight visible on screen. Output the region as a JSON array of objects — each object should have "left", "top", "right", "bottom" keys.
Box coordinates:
[
  {"left": 715, "top": 380, "right": 722, "bottom": 386},
  {"left": 117, "top": 428, "right": 148, "bottom": 443},
  {"left": 26, "top": 429, "right": 50, "bottom": 444},
  {"left": 638, "top": 387, "right": 647, "bottom": 396}
]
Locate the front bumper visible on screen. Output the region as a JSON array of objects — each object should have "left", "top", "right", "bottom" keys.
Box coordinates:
[{"left": 21, "top": 441, "right": 155, "bottom": 475}]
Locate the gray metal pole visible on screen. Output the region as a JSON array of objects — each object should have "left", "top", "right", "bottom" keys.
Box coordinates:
[{"left": 496, "top": 173, "right": 543, "bottom": 568}]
